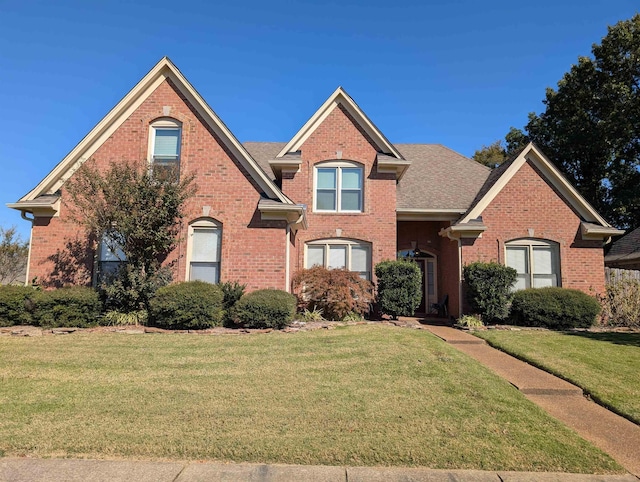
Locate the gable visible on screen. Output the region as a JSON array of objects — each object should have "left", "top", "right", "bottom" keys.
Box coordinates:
[{"left": 11, "top": 57, "right": 289, "bottom": 210}]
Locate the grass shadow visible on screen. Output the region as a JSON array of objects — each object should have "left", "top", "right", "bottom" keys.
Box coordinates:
[{"left": 564, "top": 331, "right": 640, "bottom": 348}]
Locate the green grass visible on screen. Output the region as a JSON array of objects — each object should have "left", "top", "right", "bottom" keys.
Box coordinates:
[
  {"left": 0, "top": 325, "right": 624, "bottom": 473},
  {"left": 475, "top": 330, "right": 640, "bottom": 424}
]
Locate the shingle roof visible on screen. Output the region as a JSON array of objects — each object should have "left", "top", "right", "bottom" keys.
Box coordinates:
[
  {"left": 605, "top": 227, "right": 640, "bottom": 263},
  {"left": 244, "top": 142, "right": 490, "bottom": 211}
]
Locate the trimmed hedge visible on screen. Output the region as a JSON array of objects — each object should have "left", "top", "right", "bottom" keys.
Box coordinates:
[
  {"left": 510, "top": 287, "right": 601, "bottom": 329},
  {"left": 0, "top": 285, "right": 36, "bottom": 327},
  {"left": 234, "top": 289, "right": 296, "bottom": 329},
  {"left": 463, "top": 262, "right": 517, "bottom": 323},
  {"left": 149, "top": 281, "right": 223, "bottom": 329},
  {"left": 375, "top": 260, "right": 422, "bottom": 319},
  {"left": 32, "top": 287, "right": 102, "bottom": 328}
]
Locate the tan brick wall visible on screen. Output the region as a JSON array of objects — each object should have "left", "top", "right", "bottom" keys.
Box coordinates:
[
  {"left": 29, "top": 79, "right": 287, "bottom": 291},
  {"left": 283, "top": 104, "right": 398, "bottom": 283},
  {"left": 460, "top": 160, "right": 606, "bottom": 297}
]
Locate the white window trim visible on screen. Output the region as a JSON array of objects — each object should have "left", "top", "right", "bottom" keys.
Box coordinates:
[
  {"left": 505, "top": 238, "right": 561, "bottom": 290},
  {"left": 313, "top": 161, "right": 364, "bottom": 213},
  {"left": 148, "top": 118, "right": 182, "bottom": 175},
  {"left": 305, "top": 238, "right": 371, "bottom": 280},
  {"left": 186, "top": 218, "right": 222, "bottom": 283}
]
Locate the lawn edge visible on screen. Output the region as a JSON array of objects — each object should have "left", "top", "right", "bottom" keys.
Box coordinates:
[{"left": 472, "top": 331, "right": 640, "bottom": 426}]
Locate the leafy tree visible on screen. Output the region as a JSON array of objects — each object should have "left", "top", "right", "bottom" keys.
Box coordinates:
[
  {"left": 65, "top": 161, "right": 196, "bottom": 311},
  {"left": 500, "top": 14, "right": 640, "bottom": 229},
  {"left": 0, "top": 226, "right": 29, "bottom": 285},
  {"left": 473, "top": 128, "right": 530, "bottom": 168}
]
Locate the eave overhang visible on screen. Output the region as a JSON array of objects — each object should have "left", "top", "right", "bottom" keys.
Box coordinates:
[
  {"left": 7, "top": 196, "right": 61, "bottom": 218},
  {"left": 439, "top": 221, "right": 488, "bottom": 240},
  {"left": 376, "top": 153, "right": 411, "bottom": 180},
  {"left": 580, "top": 222, "right": 625, "bottom": 243},
  {"left": 258, "top": 201, "right": 308, "bottom": 232},
  {"left": 268, "top": 153, "right": 302, "bottom": 181},
  {"left": 397, "top": 208, "right": 467, "bottom": 222}
]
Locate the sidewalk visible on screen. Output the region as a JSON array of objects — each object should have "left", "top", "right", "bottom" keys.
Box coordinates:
[
  {"left": 424, "top": 325, "right": 640, "bottom": 478},
  {"left": 0, "top": 458, "right": 637, "bottom": 482}
]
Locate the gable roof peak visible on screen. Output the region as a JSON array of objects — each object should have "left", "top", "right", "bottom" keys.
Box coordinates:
[{"left": 276, "top": 86, "right": 404, "bottom": 160}]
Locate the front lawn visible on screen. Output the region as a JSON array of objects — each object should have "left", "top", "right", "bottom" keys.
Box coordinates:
[
  {"left": 475, "top": 330, "right": 640, "bottom": 424},
  {"left": 0, "top": 325, "right": 623, "bottom": 473}
]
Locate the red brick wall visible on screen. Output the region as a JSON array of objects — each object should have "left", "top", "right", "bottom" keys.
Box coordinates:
[
  {"left": 461, "top": 160, "right": 606, "bottom": 297},
  {"left": 283, "top": 104, "right": 398, "bottom": 283},
  {"left": 29, "top": 79, "right": 287, "bottom": 291}
]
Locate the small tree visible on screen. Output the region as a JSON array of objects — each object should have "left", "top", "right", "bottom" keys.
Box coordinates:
[
  {"left": 0, "top": 226, "right": 29, "bottom": 285},
  {"left": 375, "top": 260, "right": 422, "bottom": 319},
  {"left": 65, "top": 160, "right": 196, "bottom": 312},
  {"left": 463, "top": 262, "right": 517, "bottom": 323}
]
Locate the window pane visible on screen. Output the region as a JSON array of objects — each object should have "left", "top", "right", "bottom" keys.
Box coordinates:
[
  {"left": 533, "top": 247, "right": 553, "bottom": 275},
  {"left": 506, "top": 247, "right": 528, "bottom": 274},
  {"left": 427, "top": 261, "right": 435, "bottom": 296},
  {"left": 317, "top": 168, "right": 336, "bottom": 189},
  {"left": 341, "top": 190, "right": 362, "bottom": 211},
  {"left": 192, "top": 228, "right": 220, "bottom": 262},
  {"left": 190, "top": 262, "right": 219, "bottom": 283},
  {"left": 316, "top": 190, "right": 336, "bottom": 210},
  {"left": 351, "top": 246, "right": 369, "bottom": 272},
  {"left": 341, "top": 168, "right": 362, "bottom": 189},
  {"left": 154, "top": 129, "right": 180, "bottom": 157},
  {"left": 328, "top": 245, "right": 347, "bottom": 269},
  {"left": 307, "top": 245, "right": 325, "bottom": 268},
  {"left": 100, "top": 233, "right": 126, "bottom": 262},
  {"left": 514, "top": 274, "right": 529, "bottom": 290},
  {"left": 533, "top": 274, "right": 556, "bottom": 288}
]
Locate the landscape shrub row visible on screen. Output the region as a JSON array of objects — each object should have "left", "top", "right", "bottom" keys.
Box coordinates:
[{"left": 463, "top": 262, "right": 602, "bottom": 329}]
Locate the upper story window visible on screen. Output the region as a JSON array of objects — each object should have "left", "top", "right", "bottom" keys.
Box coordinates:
[
  {"left": 314, "top": 162, "right": 363, "bottom": 213},
  {"left": 505, "top": 239, "right": 560, "bottom": 290},
  {"left": 150, "top": 118, "right": 181, "bottom": 180}
]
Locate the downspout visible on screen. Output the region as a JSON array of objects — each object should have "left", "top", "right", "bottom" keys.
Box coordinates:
[
  {"left": 21, "top": 211, "right": 35, "bottom": 286},
  {"left": 444, "top": 229, "right": 463, "bottom": 319},
  {"left": 285, "top": 212, "right": 305, "bottom": 292}
]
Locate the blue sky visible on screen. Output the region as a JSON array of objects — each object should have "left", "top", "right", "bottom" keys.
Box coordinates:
[{"left": 1, "top": 0, "right": 638, "bottom": 239}]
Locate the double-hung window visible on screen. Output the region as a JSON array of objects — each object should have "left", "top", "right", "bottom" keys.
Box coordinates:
[
  {"left": 315, "top": 162, "right": 363, "bottom": 212},
  {"left": 98, "top": 231, "right": 126, "bottom": 282},
  {"left": 505, "top": 239, "right": 560, "bottom": 290},
  {"left": 150, "top": 119, "right": 181, "bottom": 180},
  {"left": 306, "top": 240, "right": 371, "bottom": 279},
  {"left": 188, "top": 220, "right": 222, "bottom": 284}
]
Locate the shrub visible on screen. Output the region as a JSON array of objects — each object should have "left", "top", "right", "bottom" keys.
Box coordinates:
[
  {"left": 220, "top": 280, "right": 246, "bottom": 327},
  {"left": 32, "top": 287, "right": 102, "bottom": 328},
  {"left": 598, "top": 276, "right": 640, "bottom": 328},
  {"left": 300, "top": 306, "right": 325, "bottom": 322},
  {"left": 0, "top": 285, "right": 37, "bottom": 326},
  {"left": 100, "top": 264, "right": 172, "bottom": 313},
  {"left": 234, "top": 289, "right": 296, "bottom": 329},
  {"left": 375, "top": 260, "right": 422, "bottom": 319},
  {"left": 102, "top": 310, "right": 148, "bottom": 326},
  {"left": 510, "top": 287, "right": 601, "bottom": 329},
  {"left": 463, "top": 262, "right": 517, "bottom": 323},
  {"left": 292, "top": 266, "right": 374, "bottom": 321},
  {"left": 149, "top": 281, "right": 223, "bottom": 329},
  {"left": 457, "top": 314, "right": 484, "bottom": 328}
]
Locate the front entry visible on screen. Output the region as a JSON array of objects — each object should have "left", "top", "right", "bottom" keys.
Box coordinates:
[{"left": 398, "top": 249, "right": 437, "bottom": 315}]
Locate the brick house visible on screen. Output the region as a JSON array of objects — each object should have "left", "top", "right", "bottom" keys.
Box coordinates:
[{"left": 8, "top": 58, "right": 623, "bottom": 318}]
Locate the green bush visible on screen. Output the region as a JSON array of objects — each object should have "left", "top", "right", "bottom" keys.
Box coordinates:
[
  {"left": 101, "top": 310, "right": 148, "bottom": 326},
  {"left": 463, "top": 262, "right": 518, "bottom": 323},
  {"left": 0, "top": 285, "right": 37, "bottom": 326},
  {"left": 149, "top": 281, "right": 223, "bottom": 330},
  {"left": 510, "top": 287, "right": 601, "bottom": 329},
  {"left": 292, "top": 267, "right": 374, "bottom": 321},
  {"left": 32, "top": 287, "right": 102, "bottom": 328},
  {"left": 375, "top": 260, "right": 422, "bottom": 319},
  {"left": 234, "top": 289, "right": 296, "bottom": 329},
  {"left": 220, "top": 280, "right": 246, "bottom": 327}
]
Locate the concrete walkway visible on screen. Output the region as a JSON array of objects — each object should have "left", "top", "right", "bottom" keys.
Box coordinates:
[
  {"left": 424, "top": 325, "right": 640, "bottom": 478},
  {"left": 0, "top": 458, "right": 638, "bottom": 482}
]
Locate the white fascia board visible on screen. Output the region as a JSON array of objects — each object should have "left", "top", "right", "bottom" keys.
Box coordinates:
[
  {"left": 277, "top": 87, "right": 403, "bottom": 159},
  {"left": 397, "top": 208, "right": 466, "bottom": 221}
]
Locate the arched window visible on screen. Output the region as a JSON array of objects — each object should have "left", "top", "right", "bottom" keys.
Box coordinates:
[
  {"left": 149, "top": 118, "right": 182, "bottom": 180},
  {"left": 187, "top": 219, "right": 222, "bottom": 283},
  {"left": 314, "top": 161, "right": 363, "bottom": 213},
  {"left": 505, "top": 239, "right": 560, "bottom": 290},
  {"left": 305, "top": 239, "right": 371, "bottom": 279}
]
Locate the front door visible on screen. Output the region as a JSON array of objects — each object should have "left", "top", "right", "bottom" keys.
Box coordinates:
[{"left": 397, "top": 249, "right": 438, "bottom": 315}]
